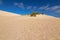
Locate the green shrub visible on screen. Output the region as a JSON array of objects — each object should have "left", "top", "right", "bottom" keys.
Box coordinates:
[{"left": 30, "top": 12, "right": 40, "bottom": 17}]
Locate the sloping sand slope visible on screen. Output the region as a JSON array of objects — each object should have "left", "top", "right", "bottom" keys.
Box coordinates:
[
  {"left": 0, "top": 10, "right": 21, "bottom": 16},
  {"left": 0, "top": 11, "right": 60, "bottom": 40}
]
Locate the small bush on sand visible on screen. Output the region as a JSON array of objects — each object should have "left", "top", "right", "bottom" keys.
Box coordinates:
[{"left": 30, "top": 12, "right": 40, "bottom": 17}]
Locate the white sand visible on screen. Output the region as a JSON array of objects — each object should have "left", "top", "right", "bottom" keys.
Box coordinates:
[{"left": 0, "top": 10, "right": 60, "bottom": 40}]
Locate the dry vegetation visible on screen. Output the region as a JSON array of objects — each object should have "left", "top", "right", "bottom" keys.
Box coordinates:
[{"left": 30, "top": 12, "right": 45, "bottom": 17}]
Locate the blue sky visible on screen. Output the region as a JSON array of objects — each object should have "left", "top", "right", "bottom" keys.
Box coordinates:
[{"left": 0, "top": 0, "right": 60, "bottom": 17}]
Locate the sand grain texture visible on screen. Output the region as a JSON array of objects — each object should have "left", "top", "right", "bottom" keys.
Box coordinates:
[{"left": 0, "top": 11, "right": 60, "bottom": 40}]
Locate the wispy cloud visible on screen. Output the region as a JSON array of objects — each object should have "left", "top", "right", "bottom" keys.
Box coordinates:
[
  {"left": 48, "top": 6, "right": 60, "bottom": 13},
  {"left": 27, "top": 6, "right": 32, "bottom": 9},
  {"left": 51, "top": 6, "right": 60, "bottom": 13},
  {"left": 0, "top": 0, "right": 2, "bottom": 5},
  {"left": 14, "top": 2, "right": 38, "bottom": 11},
  {"left": 39, "top": 4, "right": 49, "bottom": 10},
  {"left": 50, "top": 6, "right": 60, "bottom": 10},
  {"left": 39, "top": 4, "right": 60, "bottom": 13},
  {"left": 55, "top": 10, "right": 60, "bottom": 13},
  {"left": 18, "top": 3, "right": 25, "bottom": 9},
  {"left": 14, "top": 2, "right": 25, "bottom": 9},
  {"left": 14, "top": 2, "right": 18, "bottom": 6},
  {"left": 14, "top": 2, "right": 60, "bottom": 13},
  {"left": 33, "top": 6, "right": 37, "bottom": 10},
  {"left": 27, "top": 6, "right": 37, "bottom": 11}
]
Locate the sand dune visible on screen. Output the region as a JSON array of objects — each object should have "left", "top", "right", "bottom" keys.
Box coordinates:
[
  {"left": 0, "top": 10, "right": 60, "bottom": 40},
  {"left": 0, "top": 10, "right": 21, "bottom": 16}
]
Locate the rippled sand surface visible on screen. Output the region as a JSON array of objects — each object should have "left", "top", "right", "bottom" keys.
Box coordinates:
[{"left": 0, "top": 11, "right": 60, "bottom": 40}]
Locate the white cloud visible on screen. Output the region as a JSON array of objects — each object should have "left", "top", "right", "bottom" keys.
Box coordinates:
[
  {"left": 38, "top": 4, "right": 60, "bottom": 13},
  {"left": 33, "top": 6, "right": 37, "bottom": 10},
  {"left": 0, "top": 0, "right": 2, "bottom": 5},
  {"left": 15, "top": 2, "right": 38, "bottom": 10},
  {"left": 55, "top": 10, "right": 60, "bottom": 13},
  {"left": 14, "top": 2, "right": 38, "bottom": 11},
  {"left": 14, "top": 2, "right": 25, "bottom": 9},
  {"left": 14, "top": 2, "right": 60, "bottom": 13},
  {"left": 14, "top": 2, "right": 18, "bottom": 6},
  {"left": 30, "top": 6, "right": 38, "bottom": 12},
  {"left": 27, "top": 6, "right": 37, "bottom": 11},
  {"left": 18, "top": 2, "right": 25, "bottom": 9},
  {"left": 38, "top": 5, "right": 60, "bottom": 11},
  {"left": 39, "top": 4, "right": 49, "bottom": 10},
  {"left": 27, "top": 6, "right": 32, "bottom": 9},
  {"left": 50, "top": 6, "right": 60, "bottom": 10},
  {"left": 50, "top": 6, "right": 60, "bottom": 13}
]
